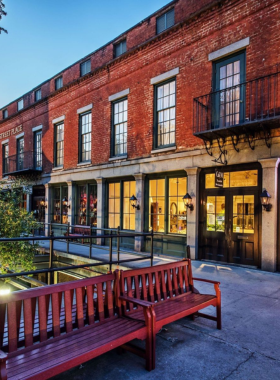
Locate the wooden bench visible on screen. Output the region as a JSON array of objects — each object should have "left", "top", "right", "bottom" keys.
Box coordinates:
[
  {"left": 116, "top": 259, "right": 221, "bottom": 336},
  {"left": 65, "top": 225, "right": 90, "bottom": 244},
  {"left": 0, "top": 273, "right": 155, "bottom": 380}
]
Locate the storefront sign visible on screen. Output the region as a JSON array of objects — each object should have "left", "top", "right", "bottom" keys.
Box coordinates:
[
  {"left": 0, "top": 125, "right": 23, "bottom": 140},
  {"left": 215, "top": 169, "right": 224, "bottom": 188}
]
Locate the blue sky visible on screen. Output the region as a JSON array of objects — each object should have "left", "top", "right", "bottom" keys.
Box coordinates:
[{"left": 0, "top": 0, "right": 171, "bottom": 108}]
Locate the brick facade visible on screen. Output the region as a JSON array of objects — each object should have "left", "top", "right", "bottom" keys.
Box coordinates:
[{"left": 0, "top": 0, "right": 280, "bottom": 271}]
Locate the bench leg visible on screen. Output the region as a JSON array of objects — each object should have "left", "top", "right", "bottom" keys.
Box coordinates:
[
  {"left": 215, "top": 284, "right": 222, "bottom": 330},
  {"left": 145, "top": 309, "right": 156, "bottom": 371}
]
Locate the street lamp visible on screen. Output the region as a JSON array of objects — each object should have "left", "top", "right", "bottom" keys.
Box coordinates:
[
  {"left": 130, "top": 195, "right": 140, "bottom": 210},
  {"left": 260, "top": 189, "right": 272, "bottom": 211},
  {"left": 183, "top": 193, "right": 194, "bottom": 211}
]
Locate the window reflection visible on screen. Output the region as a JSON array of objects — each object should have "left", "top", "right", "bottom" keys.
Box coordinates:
[
  {"left": 168, "top": 177, "right": 187, "bottom": 234},
  {"left": 123, "top": 181, "right": 135, "bottom": 230},
  {"left": 149, "top": 179, "right": 165, "bottom": 232},
  {"left": 206, "top": 196, "right": 225, "bottom": 232},
  {"left": 108, "top": 183, "right": 120, "bottom": 228},
  {"left": 205, "top": 170, "right": 257, "bottom": 189},
  {"left": 233, "top": 195, "right": 254, "bottom": 234}
]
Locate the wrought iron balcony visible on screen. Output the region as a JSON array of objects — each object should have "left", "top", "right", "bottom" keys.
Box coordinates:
[
  {"left": 3, "top": 151, "right": 42, "bottom": 176},
  {"left": 193, "top": 71, "right": 280, "bottom": 141}
]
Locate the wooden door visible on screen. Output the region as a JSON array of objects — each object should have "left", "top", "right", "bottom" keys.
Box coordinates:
[{"left": 228, "top": 189, "right": 259, "bottom": 266}]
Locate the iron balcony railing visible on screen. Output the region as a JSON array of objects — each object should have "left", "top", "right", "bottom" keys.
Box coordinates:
[
  {"left": 3, "top": 151, "right": 42, "bottom": 175},
  {"left": 193, "top": 71, "right": 280, "bottom": 137}
]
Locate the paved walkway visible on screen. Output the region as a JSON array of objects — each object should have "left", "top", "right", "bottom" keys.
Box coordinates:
[
  {"left": 37, "top": 239, "right": 176, "bottom": 268},
  {"left": 52, "top": 261, "right": 280, "bottom": 380}
]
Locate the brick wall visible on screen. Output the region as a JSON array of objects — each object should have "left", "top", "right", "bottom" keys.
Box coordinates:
[{"left": 0, "top": 0, "right": 279, "bottom": 176}]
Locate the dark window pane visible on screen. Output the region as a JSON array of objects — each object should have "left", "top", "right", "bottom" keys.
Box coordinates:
[
  {"left": 114, "top": 40, "right": 127, "bottom": 58},
  {"left": 55, "top": 76, "right": 63, "bottom": 90},
  {"left": 35, "top": 89, "right": 41, "bottom": 102},
  {"left": 157, "top": 8, "right": 174, "bottom": 34}
]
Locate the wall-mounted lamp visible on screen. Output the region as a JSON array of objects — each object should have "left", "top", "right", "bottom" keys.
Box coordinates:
[
  {"left": 183, "top": 193, "right": 194, "bottom": 211},
  {"left": 130, "top": 195, "right": 140, "bottom": 210},
  {"left": 260, "top": 189, "right": 272, "bottom": 211},
  {"left": 40, "top": 199, "right": 47, "bottom": 209},
  {"left": 62, "top": 197, "right": 71, "bottom": 209}
]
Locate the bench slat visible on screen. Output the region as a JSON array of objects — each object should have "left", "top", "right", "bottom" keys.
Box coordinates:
[
  {"left": 76, "top": 288, "right": 84, "bottom": 329},
  {"left": 38, "top": 296, "right": 48, "bottom": 342},
  {"left": 8, "top": 301, "right": 18, "bottom": 353},
  {"left": 64, "top": 290, "right": 73, "bottom": 333},
  {"left": 86, "top": 285, "right": 95, "bottom": 325},
  {"left": 23, "top": 298, "right": 34, "bottom": 347},
  {"left": 97, "top": 283, "right": 104, "bottom": 321},
  {"left": 51, "top": 292, "right": 61, "bottom": 338}
]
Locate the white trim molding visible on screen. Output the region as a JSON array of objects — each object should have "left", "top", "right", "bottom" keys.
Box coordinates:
[
  {"left": 150, "top": 68, "right": 179, "bottom": 85},
  {"left": 1, "top": 139, "right": 9, "bottom": 145},
  {"left": 151, "top": 146, "right": 177, "bottom": 154},
  {"left": 77, "top": 103, "right": 93, "bottom": 114},
  {"left": 52, "top": 115, "right": 65, "bottom": 124},
  {"left": 16, "top": 132, "right": 24, "bottom": 139},
  {"left": 32, "top": 125, "right": 43, "bottom": 133},
  {"left": 208, "top": 37, "right": 250, "bottom": 61},
  {"left": 109, "top": 88, "right": 130, "bottom": 102}
]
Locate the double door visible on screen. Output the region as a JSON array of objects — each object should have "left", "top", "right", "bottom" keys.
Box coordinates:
[{"left": 199, "top": 188, "right": 260, "bottom": 266}]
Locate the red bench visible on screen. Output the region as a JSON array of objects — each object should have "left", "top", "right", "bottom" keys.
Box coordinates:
[
  {"left": 116, "top": 259, "right": 221, "bottom": 337},
  {"left": 0, "top": 273, "right": 155, "bottom": 380}
]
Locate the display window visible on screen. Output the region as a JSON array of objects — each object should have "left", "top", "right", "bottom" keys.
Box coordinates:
[{"left": 148, "top": 175, "right": 187, "bottom": 234}]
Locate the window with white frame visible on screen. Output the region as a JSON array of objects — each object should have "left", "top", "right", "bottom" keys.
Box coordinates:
[
  {"left": 155, "top": 78, "right": 176, "bottom": 148},
  {"left": 54, "top": 122, "right": 64, "bottom": 167},
  {"left": 35, "top": 88, "right": 41, "bottom": 102},
  {"left": 80, "top": 59, "right": 91, "bottom": 76},
  {"left": 79, "top": 112, "right": 92, "bottom": 162},
  {"left": 17, "top": 99, "right": 24, "bottom": 111},
  {"left": 156, "top": 8, "right": 174, "bottom": 34},
  {"left": 112, "top": 98, "right": 127, "bottom": 156}
]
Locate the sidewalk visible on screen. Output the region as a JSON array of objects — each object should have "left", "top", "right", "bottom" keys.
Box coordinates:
[{"left": 53, "top": 261, "right": 280, "bottom": 380}]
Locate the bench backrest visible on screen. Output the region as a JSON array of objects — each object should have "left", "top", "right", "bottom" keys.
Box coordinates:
[
  {"left": 0, "top": 273, "right": 115, "bottom": 353},
  {"left": 118, "top": 259, "right": 194, "bottom": 313}
]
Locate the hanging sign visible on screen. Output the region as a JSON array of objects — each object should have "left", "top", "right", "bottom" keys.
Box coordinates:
[{"left": 215, "top": 169, "right": 224, "bottom": 188}]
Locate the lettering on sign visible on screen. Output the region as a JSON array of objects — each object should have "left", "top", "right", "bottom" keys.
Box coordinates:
[
  {"left": 215, "top": 169, "right": 224, "bottom": 188},
  {"left": 0, "top": 125, "right": 23, "bottom": 140}
]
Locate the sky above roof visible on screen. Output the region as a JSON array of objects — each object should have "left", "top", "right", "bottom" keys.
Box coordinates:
[{"left": 0, "top": 0, "right": 171, "bottom": 108}]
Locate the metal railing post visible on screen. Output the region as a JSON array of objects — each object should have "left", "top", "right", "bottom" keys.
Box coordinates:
[
  {"left": 48, "top": 231, "right": 54, "bottom": 285},
  {"left": 117, "top": 226, "right": 120, "bottom": 265},
  {"left": 150, "top": 229, "right": 154, "bottom": 267},
  {"left": 67, "top": 222, "right": 70, "bottom": 253},
  {"left": 109, "top": 230, "right": 113, "bottom": 271},
  {"left": 90, "top": 225, "right": 92, "bottom": 259}
]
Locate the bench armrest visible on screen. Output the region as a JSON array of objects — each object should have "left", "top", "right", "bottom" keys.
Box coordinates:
[
  {"left": 192, "top": 277, "right": 220, "bottom": 285},
  {"left": 119, "top": 295, "right": 154, "bottom": 308}
]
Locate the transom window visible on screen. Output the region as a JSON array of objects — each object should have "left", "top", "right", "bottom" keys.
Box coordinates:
[
  {"left": 205, "top": 170, "right": 258, "bottom": 189},
  {"left": 156, "top": 8, "right": 174, "bottom": 34},
  {"left": 54, "top": 122, "right": 64, "bottom": 167},
  {"left": 113, "top": 98, "right": 127, "bottom": 156},
  {"left": 155, "top": 79, "right": 176, "bottom": 148},
  {"left": 80, "top": 59, "right": 91, "bottom": 76},
  {"left": 79, "top": 112, "right": 92, "bottom": 162}
]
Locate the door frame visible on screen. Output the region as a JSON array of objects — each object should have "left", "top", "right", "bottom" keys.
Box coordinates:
[{"left": 199, "top": 162, "right": 262, "bottom": 267}]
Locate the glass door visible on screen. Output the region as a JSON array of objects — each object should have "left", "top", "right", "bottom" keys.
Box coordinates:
[{"left": 228, "top": 190, "right": 258, "bottom": 265}]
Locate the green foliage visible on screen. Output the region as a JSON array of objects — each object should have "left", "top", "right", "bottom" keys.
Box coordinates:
[{"left": 0, "top": 179, "right": 39, "bottom": 273}]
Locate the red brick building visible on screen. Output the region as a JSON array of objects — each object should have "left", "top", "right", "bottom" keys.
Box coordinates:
[{"left": 1, "top": 0, "right": 280, "bottom": 271}]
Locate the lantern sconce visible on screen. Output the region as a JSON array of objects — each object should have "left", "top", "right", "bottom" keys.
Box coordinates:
[
  {"left": 62, "top": 197, "right": 71, "bottom": 209},
  {"left": 40, "top": 199, "right": 47, "bottom": 209},
  {"left": 183, "top": 193, "right": 194, "bottom": 211},
  {"left": 260, "top": 189, "right": 272, "bottom": 211},
  {"left": 130, "top": 195, "right": 140, "bottom": 210}
]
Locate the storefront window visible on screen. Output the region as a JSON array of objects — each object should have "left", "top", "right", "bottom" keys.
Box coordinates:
[
  {"left": 149, "top": 179, "right": 165, "bottom": 233},
  {"left": 61, "top": 186, "right": 68, "bottom": 224},
  {"left": 89, "top": 184, "right": 97, "bottom": 227},
  {"left": 233, "top": 195, "right": 254, "bottom": 234},
  {"left": 206, "top": 196, "right": 225, "bottom": 232},
  {"left": 78, "top": 185, "right": 87, "bottom": 225},
  {"left": 168, "top": 177, "right": 187, "bottom": 234},
  {"left": 205, "top": 170, "right": 257, "bottom": 189},
  {"left": 108, "top": 183, "right": 120, "bottom": 228},
  {"left": 53, "top": 187, "right": 61, "bottom": 223},
  {"left": 123, "top": 181, "right": 136, "bottom": 230}
]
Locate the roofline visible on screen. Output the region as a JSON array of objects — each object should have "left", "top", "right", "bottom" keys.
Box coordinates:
[{"left": 0, "top": 0, "right": 177, "bottom": 111}]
